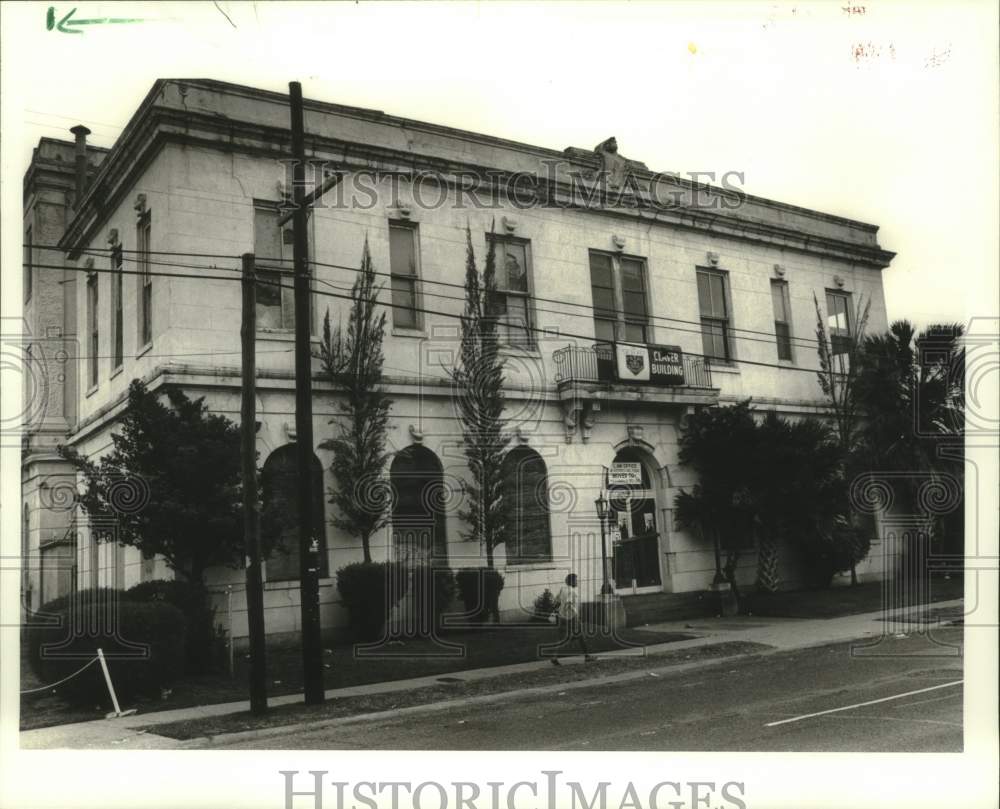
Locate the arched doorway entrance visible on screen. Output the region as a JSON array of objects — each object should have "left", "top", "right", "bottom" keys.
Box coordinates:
[
  {"left": 390, "top": 445, "right": 448, "bottom": 564},
  {"left": 607, "top": 447, "right": 662, "bottom": 592}
]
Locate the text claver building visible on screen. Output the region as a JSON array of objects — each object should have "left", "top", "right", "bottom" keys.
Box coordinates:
[{"left": 21, "top": 79, "right": 896, "bottom": 639}]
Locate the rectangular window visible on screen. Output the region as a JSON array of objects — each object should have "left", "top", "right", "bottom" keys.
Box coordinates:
[
  {"left": 826, "top": 290, "right": 852, "bottom": 356},
  {"left": 388, "top": 222, "right": 420, "bottom": 329},
  {"left": 589, "top": 253, "right": 617, "bottom": 343},
  {"left": 137, "top": 212, "right": 152, "bottom": 347},
  {"left": 770, "top": 279, "right": 793, "bottom": 361},
  {"left": 254, "top": 205, "right": 296, "bottom": 330},
  {"left": 24, "top": 226, "right": 33, "bottom": 303},
  {"left": 696, "top": 268, "right": 731, "bottom": 360},
  {"left": 86, "top": 268, "right": 98, "bottom": 389},
  {"left": 489, "top": 235, "right": 533, "bottom": 348},
  {"left": 112, "top": 246, "right": 124, "bottom": 370},
  {"left": 588, "top": 252, "right": 650, "bottom": 345},
  {"left": 620, "top": 257, "right": 649, "bottom": 343}
]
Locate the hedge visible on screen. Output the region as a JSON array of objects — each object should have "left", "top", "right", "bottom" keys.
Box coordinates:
[
  {"left": 455, "top": 568, "right": 505, "bottom": 623},
  {"left": 27, "top": 597, "right": 187, "bottom": 708},
  {"left": 126, "top": 579, "right": 219, "bottom": 673}
]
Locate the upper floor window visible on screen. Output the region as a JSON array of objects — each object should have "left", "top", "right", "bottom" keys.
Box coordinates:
[
  {"left": 111, "top": 245, "right": 124, "bottom": 370},
  {"left": 24, "top": 226, "right": 32, "bottom": 303},
  {"left": 137, "top": 211, "right": 152, "bottom": 347},
  {"left": 86, "top": 265, "right": 99, "bottom": 389},
  {"left": 825, "top": 290, "right": 852, "bottom": 356},
  {"left": 253, "top": 204, "right": 296, "bottom": 330},
  {"left": 388, "top": 221, "right": 420, "bottom": 329},
  {"left": 589, "top": 252, "right": 650, "bottom": 345},
  {"left": 487, "top": 235, "right": 533, "bottom": 348},
  {"left": 696, "top": 268, "right": 732, "bottom": 361},
  {"left": 770, "top": 279, "right": 793, "bottom": 361}
]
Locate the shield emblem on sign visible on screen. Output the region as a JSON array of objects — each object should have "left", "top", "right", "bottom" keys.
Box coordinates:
[{"left": 626, "top": 353, "right": 645, "bottom": 375}]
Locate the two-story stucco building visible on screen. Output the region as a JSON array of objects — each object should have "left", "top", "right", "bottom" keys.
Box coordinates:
[{"left": 22, "top": 79, "right": 895, "bottom": 641}]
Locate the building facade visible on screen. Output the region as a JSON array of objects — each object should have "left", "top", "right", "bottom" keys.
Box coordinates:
[{"left": 22, "top": 79, "right": 895, "bottom": 641}]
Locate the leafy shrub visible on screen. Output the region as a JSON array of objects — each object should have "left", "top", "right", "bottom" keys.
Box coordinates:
[
  {"left": 400, "top": 565, "right": 456, "bottom": 636},
  {"left": 126, "top": 579, "right": 219, "bottom": 673},
  {"left": 336, "top": 561, "right": 403, "bottom": 642},
  {"left": 532, "top": 588, "right": 557, "bottom": 622},
  {"left": 26, "top": 588, "right": 122, "bottom": 682},
  {"left": 30, "top": 599, "right": 187, "bottom": 708},
  {"left": 455, "top": 568, "right": 505, "bottom": 623}
]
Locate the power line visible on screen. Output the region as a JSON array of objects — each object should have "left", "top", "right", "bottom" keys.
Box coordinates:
[
  {"left": 31, "top": 242, "right": 834, "bottom": 350},
  {"left": 30, "top": 259, "right": 841, "bottom": 379}
]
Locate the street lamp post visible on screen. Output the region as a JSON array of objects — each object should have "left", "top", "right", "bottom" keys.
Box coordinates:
[{"left": 595, "top": 493, "right": 613, "bottom": 596}]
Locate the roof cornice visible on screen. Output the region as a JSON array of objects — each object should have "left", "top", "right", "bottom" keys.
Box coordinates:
[{"left": 57, "top": 79, "right": 894, "bottom": 269}]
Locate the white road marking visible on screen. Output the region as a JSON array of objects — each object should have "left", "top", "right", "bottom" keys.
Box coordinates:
[{"left": 765, "top": 680, "right": 963, "bottom": 727}]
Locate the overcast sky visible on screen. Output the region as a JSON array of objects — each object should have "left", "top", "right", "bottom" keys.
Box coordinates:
[{"left": 4, "top": 0, "right": 998, "bottom": 330}]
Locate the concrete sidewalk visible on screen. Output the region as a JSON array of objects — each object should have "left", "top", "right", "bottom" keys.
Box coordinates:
[{"left": 20, "top": 599, "right": 964, "bottom": 750}]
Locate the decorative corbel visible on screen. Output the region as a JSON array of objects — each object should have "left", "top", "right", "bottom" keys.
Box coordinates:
[
  {"left": 392, "top": 201, "right": 413, "bottom": 221},
  {"left": 284, "top": 422, "right": 297, "bottom": 442},
  {"left": 581, "top": 403, "right": 597, "bottom": 443},
  {"left": 408, "top": 424, "right": 424, "bottom": 444},
  {"left": 707, "top": 251, "right": 720, "bottom": 267},
  {"left": 502, "top": 215, "right": 518, "bottom": 234},
  {"left": 833, "top": 274, "right": 846, "bottom": 288},
  {"left": 514, "top": 426, "right": 531, "bottom": 444},
  {"left": 627, "top": 424, "right": 645, "bottom": 443},
  {"left": 561, "top": 400, "right": 579, "bottom": 444},
  {"left": 611, "top": 234, "right": 626, "bottom": 252},
  {"left": 773, "top": 264, "right": 786, "bottom": 278},
  {"left": 134, "top": 193, "right": 147, "bottom": 214},
  {"left": 107, "top": 229, "right": 119, "bottom": 247}
]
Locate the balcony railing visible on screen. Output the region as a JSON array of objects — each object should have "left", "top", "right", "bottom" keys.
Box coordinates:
[{"left": 553, "top": 343, "right": 714, "bottom": 389}]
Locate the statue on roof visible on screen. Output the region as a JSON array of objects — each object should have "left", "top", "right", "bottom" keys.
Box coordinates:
[{"left": 595, "top": 136, "right": 629, "bottom": 189}]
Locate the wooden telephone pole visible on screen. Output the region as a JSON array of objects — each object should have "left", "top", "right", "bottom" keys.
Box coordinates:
[
  {"left": 240, "top": 252, "right": 268, "bottom": 714},
  {"left": 289, "top": 81, "right": 325, "bottom": 705}
]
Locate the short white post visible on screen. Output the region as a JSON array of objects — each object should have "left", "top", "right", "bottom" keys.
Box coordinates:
[{"left": 96, "top": 647, "right": 122, "bottom": 716}]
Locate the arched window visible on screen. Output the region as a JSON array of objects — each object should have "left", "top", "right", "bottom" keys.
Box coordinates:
[
  {"left": 501, "top": 447, "right": 552, "bottom": 564},
  {"left": 390, "top": 445, "right": 448, "bottom": 563},
  {"left": 261, "top": 444, "right": 328, "bottom": 581}
]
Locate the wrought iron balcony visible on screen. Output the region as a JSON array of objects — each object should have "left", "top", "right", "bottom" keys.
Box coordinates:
[{"left": 553, "top": 343, "right": 714, "bottom": 390}]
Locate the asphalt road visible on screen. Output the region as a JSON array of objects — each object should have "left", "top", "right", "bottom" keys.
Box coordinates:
[{"left": 217, "top": 629, "right": 964, "bottom": 752}]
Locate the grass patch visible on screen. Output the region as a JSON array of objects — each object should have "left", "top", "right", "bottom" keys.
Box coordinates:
[
  {"left": 20, "top": 624, "right": 691, "bottom": 731},
  {"left": 746, "top": 575, "right": 964, "bottom": 619},
  {"left": 146, "top": 640, "right": 771, "bottom": 741}
]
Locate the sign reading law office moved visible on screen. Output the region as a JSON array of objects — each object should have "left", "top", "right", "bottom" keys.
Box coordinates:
[{"left": 614, "top": 343, "right": 685, "bottom": 386}]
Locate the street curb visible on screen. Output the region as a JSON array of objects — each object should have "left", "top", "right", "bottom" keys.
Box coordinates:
[
  {"left": 178, "top": 615, "right": 965, "bottom": 749},
  {"left": 179, "top": 641, "right": 779, "bottom": 748}
]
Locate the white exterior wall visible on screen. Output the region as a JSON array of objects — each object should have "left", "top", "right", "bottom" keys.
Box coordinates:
[{"left": 59, "top": 89, "right": 893, "bottom": 639}]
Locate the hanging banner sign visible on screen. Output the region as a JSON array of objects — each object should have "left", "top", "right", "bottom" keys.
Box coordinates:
[
  {"left": 615, "top": 343, "right": 650, "bottom": 382},
  {"left": 614, "top": 343, "right": 685, "bottom": 386},
  {"left": 649, "top": 344, "right": 685, "bottom": 385},
  {"left": 608, "top": 462, "right": 643, "bottom": 486}
]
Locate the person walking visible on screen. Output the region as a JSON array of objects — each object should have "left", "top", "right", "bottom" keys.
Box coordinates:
[{"left": 551, "top": 573, "right": 597, "bottom": 665}]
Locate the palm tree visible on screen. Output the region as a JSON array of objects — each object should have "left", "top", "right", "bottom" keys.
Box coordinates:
[{"left": 852, "top": 320, "right": 965, "bottom": 555}]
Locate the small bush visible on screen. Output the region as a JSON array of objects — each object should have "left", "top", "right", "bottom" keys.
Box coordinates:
[
  {"left": 31, "top": 600, "right": 187, "bottom": 708},
  {"left": 336, "top": 562, "right": 403, "bottom": 642},
  {"left": 401, "top": 565, "right": 456, "bottom": 636},
  {"left": 532, "top": 588, "right": 557, "bottom": 622},
  {"left": 126, "top": 579, "right": 218, "bottom": 673},
  {"left": 455, "top": 568, "right": 505, "bottom": 623},
  {"left": 26, "top": 588, "right": 122, "bottom": 682}
]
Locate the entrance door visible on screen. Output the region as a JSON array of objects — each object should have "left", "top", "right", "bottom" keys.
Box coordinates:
[{"left": 608, "top": 449, "right": 662, "bottom": 592}]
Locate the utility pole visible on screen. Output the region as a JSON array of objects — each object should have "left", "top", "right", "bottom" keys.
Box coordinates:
[
  {"left": 241, "top": 252, "right": 268, "bottom": 714},
  {"left": 289, "top": 81, "right": 325, "bottom": 705}
]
